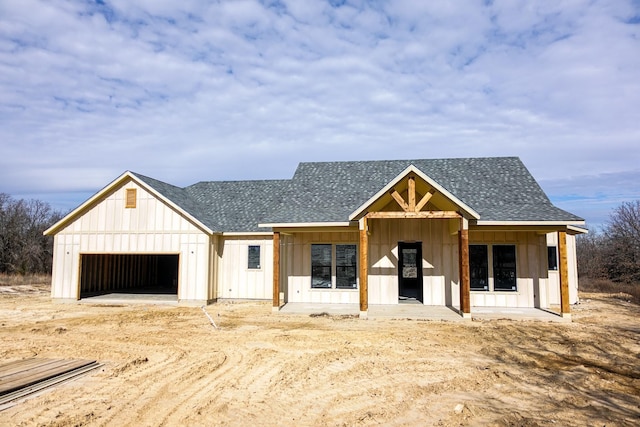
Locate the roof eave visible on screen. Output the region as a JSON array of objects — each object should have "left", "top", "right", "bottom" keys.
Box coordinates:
[
  {"left": 474, "top": 220, "right": 586, "bottom": 227},
  {"left": 258, "top": 221, "right": 356, "bottom": 229}
]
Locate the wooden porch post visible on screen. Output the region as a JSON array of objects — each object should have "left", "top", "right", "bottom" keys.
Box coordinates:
[
  {"left": 272, "top": 231, "right": 280, "bottom": 312},
  {"left": 359, "top": 217, "right": 368, "bottom": 318},
  {"left": 558, "top": 230, "right": 571, "bottom": 318},
  {"left": 458, "top": 218, "right": 471, "bottom": 318}
]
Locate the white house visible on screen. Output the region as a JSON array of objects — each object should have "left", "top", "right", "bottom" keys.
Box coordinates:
[{"left": 45, "top": 157, "right": 585, "bottom": 318}]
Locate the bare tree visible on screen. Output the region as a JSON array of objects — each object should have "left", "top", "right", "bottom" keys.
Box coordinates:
[
  {"left": 0, "top": 193, "right": 64, "bottom": 274},
  {"left": 576, "top": 228, "right": 607, "bottom": 279},
  {"left": 603, "top": 201, "right": 640, "bottom": 283}
]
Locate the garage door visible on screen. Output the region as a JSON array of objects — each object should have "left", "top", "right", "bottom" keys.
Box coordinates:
[{"left": 80, "top": 254, "right": 179, "bottom": 297}]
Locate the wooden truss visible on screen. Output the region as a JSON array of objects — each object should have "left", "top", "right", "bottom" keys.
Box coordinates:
[{"left": 369, "top": 175, "right": 461, "bottom": 219}]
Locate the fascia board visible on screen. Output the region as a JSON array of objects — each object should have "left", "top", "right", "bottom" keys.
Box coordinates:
[
  {"left": 222, "top": 232, "right": 274, "bottom": 236},
  {"left": 475, "top": 220, "right": 587, "bottom": 227},
  {"left": 258, "top": 221, "right": 354, "bottom": 228}
]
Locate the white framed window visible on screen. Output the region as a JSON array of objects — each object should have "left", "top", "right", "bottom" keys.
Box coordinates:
[
  {"left": 469, "top": 244, "right": 517, "bottom": 292},
  {"left": 247, "top": 245, "right": 261, "bottom": 269},
  {"left": 311, "top": 243, "right": 357, "bottom": 290}
]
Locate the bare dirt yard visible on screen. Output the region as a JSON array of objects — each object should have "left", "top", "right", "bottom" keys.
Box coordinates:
[{"left": 0, "top": 283, "right": 639, "bottom": 427}]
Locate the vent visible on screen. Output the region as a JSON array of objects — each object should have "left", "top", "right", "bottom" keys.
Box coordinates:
[{"left": 125, "top": 188, "right": 137, "bottom": 208}]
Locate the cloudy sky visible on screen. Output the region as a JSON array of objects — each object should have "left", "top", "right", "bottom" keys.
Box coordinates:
[{"left": 1, "top": 0, "right": 638, "bottom": 229}]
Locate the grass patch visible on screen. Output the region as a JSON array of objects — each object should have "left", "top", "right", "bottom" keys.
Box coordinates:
[
  {"left": 580, "top": 277, "right": 640, "bottom": 304},
  {"left": 0, "top": 273, "right": 51, "bottom": 287}
]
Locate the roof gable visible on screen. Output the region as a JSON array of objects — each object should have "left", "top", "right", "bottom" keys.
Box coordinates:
[
  {"left": 348, "top": 164, "right": 480, "bottom": 220},
  {"left": 44, "top": 171, "right": 214, "bottom": 236}
]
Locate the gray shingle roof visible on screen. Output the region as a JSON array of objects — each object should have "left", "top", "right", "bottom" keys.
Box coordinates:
[
  {"left": 133, "top": 172, "right": 289, "bottom": 233},
  {"left": 262, "top": 157, "right": 583, "bottom": 224},
  {"left": 185, "top": 180, "right": 290, "bottom": 232},
  {"left": 132, "top": 157, "right": 583, "bottom": 233}
]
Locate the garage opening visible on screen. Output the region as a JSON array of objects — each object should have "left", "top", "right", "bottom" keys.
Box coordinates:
[{"left": 80, "top": 254, "right": 179, "bottom": 298}]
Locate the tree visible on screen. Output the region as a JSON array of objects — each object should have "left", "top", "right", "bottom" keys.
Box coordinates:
[
  {"left": 576, "top": 228, "right": 607, "bottom": 279},
  {"left": 603, "top": 201, "right": 640, "bottom": 283},
  {"left": 0, "top": 193, "right": 64, "bottom": 275}
]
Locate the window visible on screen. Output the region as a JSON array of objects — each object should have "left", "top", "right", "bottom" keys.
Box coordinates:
[
  {"left": 248, "top": 245, "right": 261, "bottom": 269},
  {"left": 311, "top": 244, "right": 332, "bottom": 288},
  {"left": 469, "top": 245, "right": 489, "bottom": 291},
  {"left": 125, "top": 188, "right": 136, "bottom": 208},
  {"left": 469, "top": 244, "right": 517, "bottom": 292},
  {"left": 493, "top": 245, "right": 517, "bottom": 291},
  {"left": 311, "top": 244, "right": 357, "bottom": 289},
  {"left": 336, "top": 244, "right": 357, "bottom": 289},
  {"left": 547, "top": 246, "right": 558, "bottom": 271}
]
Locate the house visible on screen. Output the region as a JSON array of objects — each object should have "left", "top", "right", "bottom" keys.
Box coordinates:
[{"left": 44, "top": 157, "right": 585, "bottom": 318}]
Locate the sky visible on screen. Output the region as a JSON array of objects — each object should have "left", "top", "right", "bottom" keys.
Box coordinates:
[{"left": 1, "top": 0, "right": 639, "bottom": 230}]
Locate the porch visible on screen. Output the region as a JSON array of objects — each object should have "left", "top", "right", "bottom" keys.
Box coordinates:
[{"left": 278, "top": 302, "right": 569, "bottom": 322}]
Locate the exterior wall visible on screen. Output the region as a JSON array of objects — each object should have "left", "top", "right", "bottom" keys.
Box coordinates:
[
  {"left": 546, "top": 232, "right": 579, "bottom": 305},
  {"left": 218, "top": 236, "right": 274, "bottom": 299},
  {"left": 368, "top": 218, "right": 460, "bottom": 305},
  {"left": 279, "top": 223, "right": 557, "bottom": 309},
  {"left": 283, "top": 231, "right": 360, "bottom": 304},
  {"left": 50, "top": 180, "right": 213, "bottom": 304},
  {"left": 468, "top": 230, "right": 547, "bottom": 309}
]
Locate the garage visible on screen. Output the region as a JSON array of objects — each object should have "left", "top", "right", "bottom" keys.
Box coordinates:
[{"left": 79, "top": 254, "right": 179, "bottom": 298}]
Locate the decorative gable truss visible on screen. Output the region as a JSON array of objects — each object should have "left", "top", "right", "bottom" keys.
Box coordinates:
[
  {"left": 380, "top": 174, "right": 459, "bottom": 219},
  {"left": 349, "top": 165, "right": 480, "bottom": 221}
]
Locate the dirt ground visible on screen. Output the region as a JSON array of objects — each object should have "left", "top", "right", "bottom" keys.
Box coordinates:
[{"left": 0, "top": 284, "right": 638, "bottom": 427}]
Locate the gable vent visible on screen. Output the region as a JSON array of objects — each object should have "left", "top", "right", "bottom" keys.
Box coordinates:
[{"left": 125, "top": 188, "right": 137, "bottom": 208}]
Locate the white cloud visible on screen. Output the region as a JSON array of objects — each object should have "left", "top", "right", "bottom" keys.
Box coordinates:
[{"left": 0, "top": 0, "right": 638, "bottom": 225}]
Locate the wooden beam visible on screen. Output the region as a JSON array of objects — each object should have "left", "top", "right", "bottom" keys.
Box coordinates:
[
  {"left": 415, "top": 191, "right": 433, "bottom": 212},
  {"left": 359, "top": 218, "right": 368, "bottom": 316},
  {"left": 558, "top": 231, "right": 570, "bottom": 317},
  {"left": 459, "top": 223, "right": 471, "bottom": 317},
  {"left": 408, "top": 176, "right": 416, "bottom": 212},
  {"left": 365, "top": 211, "right": 461, "bottom": 219},
  {"left": 390, "top": 189, "right": 409, "bottom": 212},
  {"left": 272, "top": 232, "right": 280, "bottom": 311}
]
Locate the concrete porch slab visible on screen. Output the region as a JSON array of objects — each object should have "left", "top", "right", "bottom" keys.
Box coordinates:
[{"left": 278, "top": 303, "right": 569, "bottom": 322}]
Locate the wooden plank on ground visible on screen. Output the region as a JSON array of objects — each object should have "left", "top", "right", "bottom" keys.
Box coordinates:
[{"left": 0, "top": 358, "right": 97, "bottom": 396}]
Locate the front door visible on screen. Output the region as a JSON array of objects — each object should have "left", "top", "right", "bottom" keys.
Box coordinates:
[{"left": 398, "top": 242, "right": 423, "bottom": 303}]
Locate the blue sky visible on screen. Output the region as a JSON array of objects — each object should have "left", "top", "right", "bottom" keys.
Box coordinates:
[{"left": 1, "top": 0, "right": 639, "bottom": 230}]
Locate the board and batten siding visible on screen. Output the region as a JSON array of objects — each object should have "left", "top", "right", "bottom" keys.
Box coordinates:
[
  {"left": 218, "top": 236, "right": 274, "bottom": 299},
  {"left": 546, "top": 232, "right": 579, "bottom": 305},
  {"left": 50, "top": 180, "right": 213, "bottom": 304},
  {"left": 280, "top": 222, "right": 554, "bottom": 309},
  {"left": 368, "top": 218, "right": 460, "bottom": 306},
  {"left": 283, "top": 231, "right": 360, "bottom": 304},
  {"left": 468, "top": 230, "right": 548, "bottom": 309}
]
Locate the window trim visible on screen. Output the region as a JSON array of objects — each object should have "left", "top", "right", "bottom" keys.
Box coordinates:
[
  {"left": 247, "top": 245, "right": 261, "bottom": 270},
  {"left": 310, "top": 243, "right": 358, "bottom": 290},
  {"left": 469, "top": 243, "right": 518, "bottom": 293}
]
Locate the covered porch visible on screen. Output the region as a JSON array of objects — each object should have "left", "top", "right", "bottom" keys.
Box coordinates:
[{"left": 269, "top": 166, "right": 575, "bottom": 320}]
